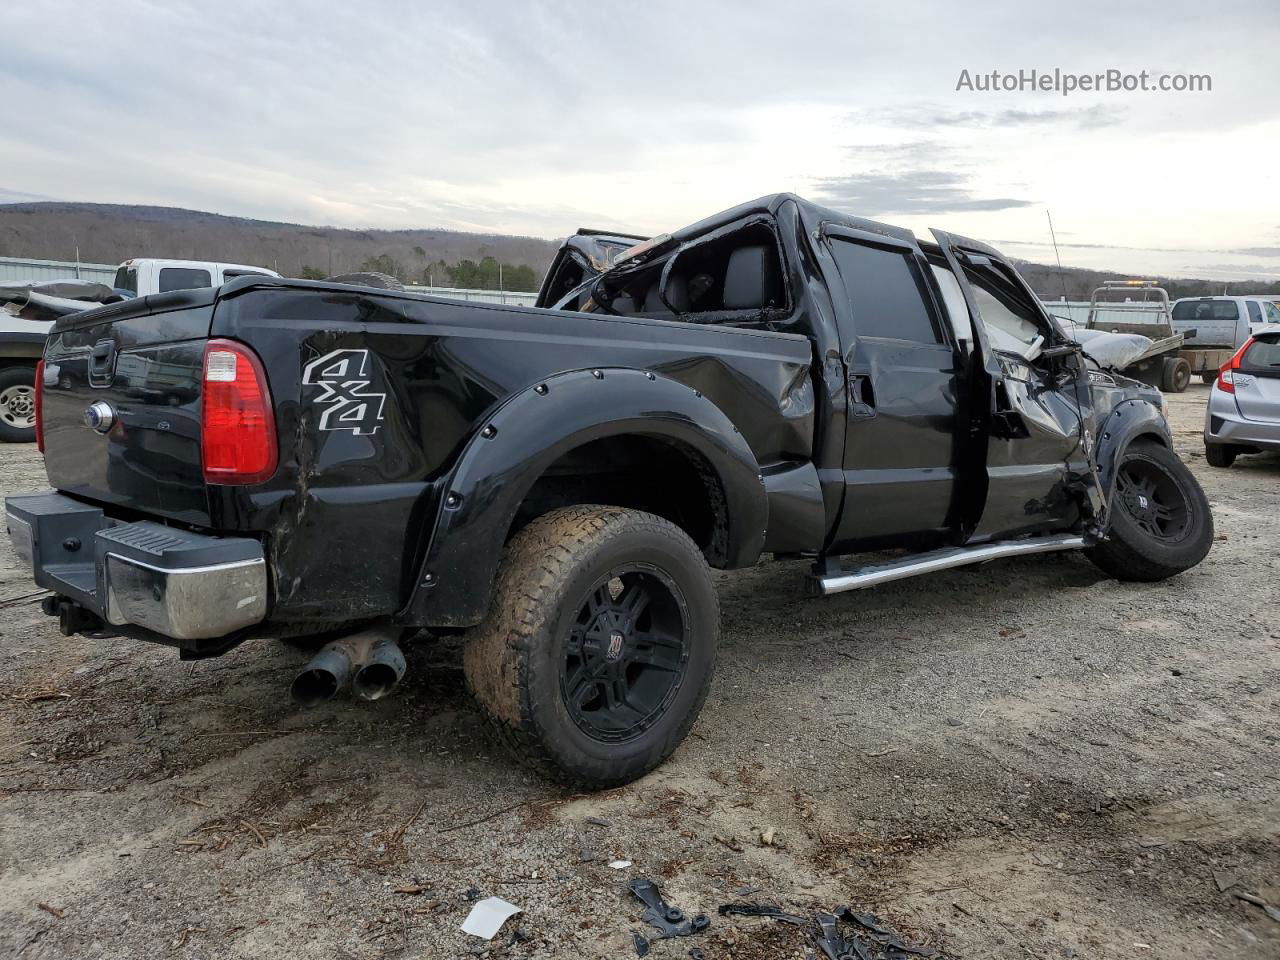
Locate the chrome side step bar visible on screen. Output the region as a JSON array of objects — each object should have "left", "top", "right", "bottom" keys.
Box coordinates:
[{"left": 808, "top": 534, "right": 1087, "bottom": 597}]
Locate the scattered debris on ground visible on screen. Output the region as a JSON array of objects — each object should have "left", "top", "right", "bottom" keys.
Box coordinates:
[
  {"left": 720, "top": 901, "right": 944, "bottom": 959},
  {"left": 1236, "top": 892, "right": 1280, "bottom": 924},
  {"left": 630, "top": 877, "right": 710, "bottom": 954},
  {"left": 460, "top": 895, "right": 522, "bottom": 940}
]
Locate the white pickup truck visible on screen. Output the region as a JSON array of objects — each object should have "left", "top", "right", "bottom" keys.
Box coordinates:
[
  {"left": 1171, "top": 296, "right": 1280, "bottom": 382},
  {"left": 110, "top": 258, "right": 280, "bottom": 296},
  {"left": 0, "top": 258, "right": 280, "bottom": 441}
]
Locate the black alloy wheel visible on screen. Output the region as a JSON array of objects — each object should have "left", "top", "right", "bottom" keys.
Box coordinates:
[
  {"left": 462, "top": 505, "right": 720, "bottom": 787},
  {"left": 1114, "top": 458, "right": 1192, "bottom": 543},
  {"left": 560, "top": 566, "right": 689, "bottom": 743},
  {"left": 1085, "top": 439, "right": 1213, "bottom": 582}
]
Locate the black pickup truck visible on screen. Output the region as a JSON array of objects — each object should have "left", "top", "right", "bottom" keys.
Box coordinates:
[{"left": 5, "top": 194, "right": 1213, "bottom": 787}]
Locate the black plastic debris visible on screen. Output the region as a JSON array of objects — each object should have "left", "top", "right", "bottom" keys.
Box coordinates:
[
  {"left": 838, "top": 908, "right": 941, "bottom": 958},
  {"left": 814, "top": 911, "right": 870, "bottom": 960},
  {"left": 719, "top": 902, "right": 809, "bottom": 926},
  {"left": 629, "top": 877, "right": 711, "bottom": 940},
  {"left": 632, "top": 929, "right": 651, "bottom": 956},
  {"left": 718, "top": 900, "right": 944, "bottom": 960}
]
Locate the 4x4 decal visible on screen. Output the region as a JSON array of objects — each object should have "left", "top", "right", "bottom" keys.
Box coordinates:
[{"left": 302, "top": 349, "right": 386, "bottom": 435}]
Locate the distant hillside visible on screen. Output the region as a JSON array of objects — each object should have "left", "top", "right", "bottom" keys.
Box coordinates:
[
  {"left": 2, "top": 201, "right": 1275, "bottom": 301},
  {"left": 0, "top": 202, "right": 560, "bottom": 289},
  {"left": 1015, "top": 260, "right": 1279, "bottom": 302}
]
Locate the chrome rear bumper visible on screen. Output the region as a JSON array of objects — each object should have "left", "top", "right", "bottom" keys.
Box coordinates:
[{"left": 5, "top": 491, "right": 268, "bottom": 644}]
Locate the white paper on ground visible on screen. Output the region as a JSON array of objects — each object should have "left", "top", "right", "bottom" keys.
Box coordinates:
[{"left": 460, "top": 897, "right": 522, "bottom": 940}]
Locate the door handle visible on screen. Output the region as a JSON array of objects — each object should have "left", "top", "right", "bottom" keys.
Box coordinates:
[
  {"left": 848, "top": 373, "right": 876, "bottom": 419},
  {"left": 991, "top": 381, "right": 1030, "bottom": 438},
  {"left": 88, "top": 339, "right": 116, "bottom": 387}
]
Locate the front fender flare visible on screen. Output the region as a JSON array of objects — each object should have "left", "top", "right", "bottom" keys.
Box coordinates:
[
  {"left": 1094, "top": 397, "right": 1172, "bottom": 505},
  {"left": 399, "top": 367, "right": 767, "bottom": 628}
]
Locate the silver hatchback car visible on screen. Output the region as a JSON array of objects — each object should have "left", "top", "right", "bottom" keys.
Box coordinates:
[{"left": 1205, "top": 329, "right": 1280, "bottom": 467}]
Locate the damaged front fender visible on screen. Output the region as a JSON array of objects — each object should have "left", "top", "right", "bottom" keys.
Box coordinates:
[{"left": 1092, "top": 390, "right": 1171, "bottom": 506}]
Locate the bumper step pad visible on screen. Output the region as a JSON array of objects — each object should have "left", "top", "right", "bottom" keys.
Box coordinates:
[{"left": 5, "top": 492, "right": 267, "bottom": 646}]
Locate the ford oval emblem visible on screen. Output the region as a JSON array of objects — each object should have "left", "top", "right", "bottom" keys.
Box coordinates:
[{"left": 83, "top": 400, "right": 115, "bottom": 433}]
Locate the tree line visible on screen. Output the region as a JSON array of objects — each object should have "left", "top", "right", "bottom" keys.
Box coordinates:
[
  {"left": 0, "top": 202, "right": 558, "bottom": 288},
  {"left": 1017, "top": 261, "right": 1280, "bottom": 302},
  {"left": 302, "top": 252, "right": 540, "bottom": 291}
]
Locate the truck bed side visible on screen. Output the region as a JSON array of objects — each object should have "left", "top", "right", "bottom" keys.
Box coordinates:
[{"left": 42, "top": 279, "right": 815, "bottom": 627}]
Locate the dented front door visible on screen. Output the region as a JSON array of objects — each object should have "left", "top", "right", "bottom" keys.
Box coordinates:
[{"left": 931, "top": 230, "right": 1093, "bottom": 540}]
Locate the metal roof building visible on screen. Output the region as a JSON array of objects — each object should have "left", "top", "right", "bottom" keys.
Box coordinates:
[{"left": 0, "top": 256, "right": 117, "bottom": 285}]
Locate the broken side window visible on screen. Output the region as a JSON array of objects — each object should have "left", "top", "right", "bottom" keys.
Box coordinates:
[
  {"left": 591, "top": 221, "right": 791, "bottom": 328},
  {"left": 961, "top": 263, "right": 1048, "bottom": 360}
]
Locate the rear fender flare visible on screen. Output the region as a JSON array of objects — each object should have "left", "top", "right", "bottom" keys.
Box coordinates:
[
  {"left": 1094, "top": 398, "right": 1172, "bottom": 504},
  {"left": 400, "top": 367, "right": 766, "bottom": 627}
]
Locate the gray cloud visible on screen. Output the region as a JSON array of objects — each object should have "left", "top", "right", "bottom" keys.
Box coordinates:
[
  {"left": 999, "top": 238, "right": 1207, "bottom": 254},
  {"left": 848, "top": 104, "right": 1124, "bottom": 130},
  {"left": 815, "top": 141, "right": 1034, "bottom": 216},
  {"left": 1184, "top": 262, "right": 1280, "bottom": 278},
  {"left": 1229, "top": 246, "right": 1280, "bottom": 257},
  {"left": 814, "top": 170, "right": 1034, "bottom": 216}
]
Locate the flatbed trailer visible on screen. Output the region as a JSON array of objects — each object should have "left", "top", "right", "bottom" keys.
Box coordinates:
[{"left": 1086, "top": 281, "right": 1193, "bottom": 391}]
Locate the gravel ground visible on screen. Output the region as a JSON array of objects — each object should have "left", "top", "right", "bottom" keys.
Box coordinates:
[{"left": 1, "top": 383, "right": 1277, "bottom": 960}]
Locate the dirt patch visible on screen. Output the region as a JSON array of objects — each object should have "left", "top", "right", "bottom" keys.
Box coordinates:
[{"left": 1, "top": 387, "right": 1279, "bottom": 958}]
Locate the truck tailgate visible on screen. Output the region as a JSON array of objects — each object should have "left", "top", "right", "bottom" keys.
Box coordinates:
[
  {"left": 1174, "top": 319, "right": 1236, "bottom": 347},
  {"left": 41, "top": 291, "right": 216, "bottom": 525}
]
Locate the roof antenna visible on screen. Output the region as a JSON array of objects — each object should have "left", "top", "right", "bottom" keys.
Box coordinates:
[{"left": 1046, "top": 209, "right": 1071, "bottom": 306}]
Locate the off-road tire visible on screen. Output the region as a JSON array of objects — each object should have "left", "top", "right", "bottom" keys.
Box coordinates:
[
  {"left": 1161, "top": 356, "right": 1192, "bottom": 393},
  {"left": 0, "top": 366, "right": 37, "bottom": 443},
  {"left": 323, "top": 271, "right": 405, "bottom": 292},
  {"left": 463, "top": 505, "right": 719, "bottom": 788},
  {"left": 1086, "top": 439, "right": 1213, "bottom": 582},
  {"left": 1204, "top": 443, "right": 1237, "bottom": 468}
]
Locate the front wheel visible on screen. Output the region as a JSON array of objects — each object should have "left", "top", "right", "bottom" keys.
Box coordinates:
[
  {"left": 0, "top": 366, "right": 37, "bottom": 443},
  {"left": 1204, "top": 443, "right": 1237, "bottom": 468},
  {"left": 1086, "top": 439, "right": 1213, "bottom": 582},
  {"left": 463, "top": 506, "right": 719, "bottom": 788}
]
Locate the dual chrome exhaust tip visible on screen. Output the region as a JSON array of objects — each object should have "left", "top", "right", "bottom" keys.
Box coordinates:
[{"left": 290, "top": 625, "right": 407, "bottom": 706}]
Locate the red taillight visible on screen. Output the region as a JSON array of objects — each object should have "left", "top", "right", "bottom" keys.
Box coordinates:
[
  {"left": 201, "top": 339, "right": 277, "bottom": 484},
  {"left": 34, "top": 359, "right": 45, "bottom": 452},
  {"left": 1216, "top": 338, "right": 1253, "bottom": 395}
]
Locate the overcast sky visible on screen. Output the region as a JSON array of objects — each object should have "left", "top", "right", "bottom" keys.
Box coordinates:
[{"left": 2, "top": 0, "right": 1278, "bottom": 280}]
